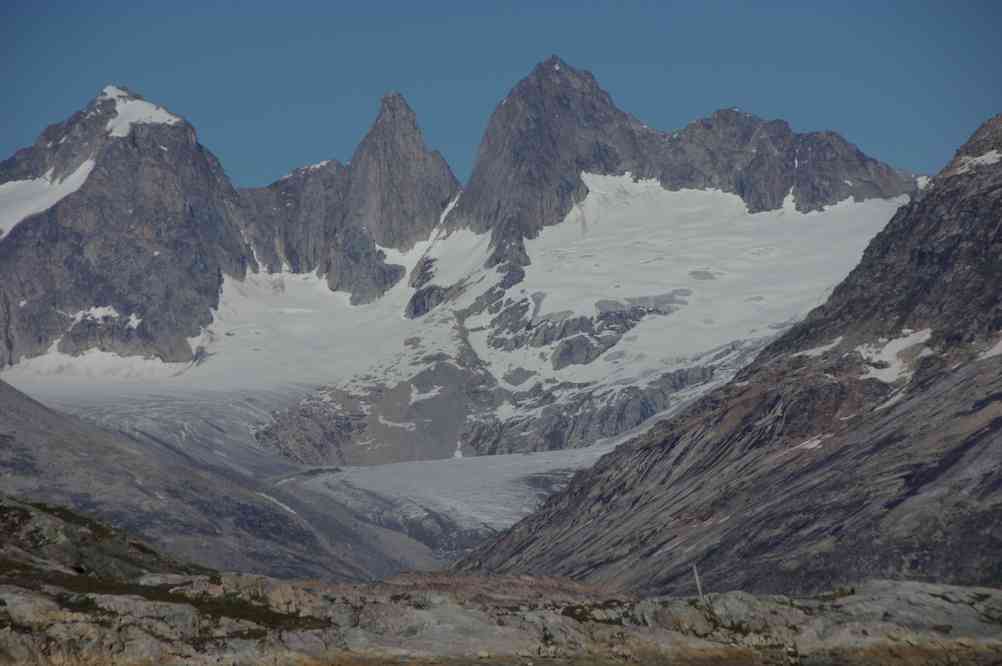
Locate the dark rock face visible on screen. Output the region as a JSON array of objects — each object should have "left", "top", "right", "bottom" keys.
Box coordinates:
[
  {"left": 239, "top": 93, "right": 459, "bottom": 305},
  {"left": 239, "top": 159, "right": 352, "bottom": 274},
  {"left": 457, "top": 115, "right": 1002, "bottom": 596},
  {"left": 446, "top": 56, "right": 914, "bottom": 269},
  {"left": 0, "top": 87, "right": 252, "bottom": 366},
  {"left": 344, "top": 92, "right": 460, "bottom": 250}
]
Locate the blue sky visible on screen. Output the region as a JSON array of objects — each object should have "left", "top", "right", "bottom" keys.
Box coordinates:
[{"left": 4, "top": 1, "right": 1000, "bottom": 186}]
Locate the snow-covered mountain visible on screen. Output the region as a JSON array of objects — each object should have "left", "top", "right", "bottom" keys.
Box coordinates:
[
  {"left": 0, "top": 57, "right": 927, "bottom": 576},
  {"left": 460, "top": 113, "right": 1002, "bottom": 596},
  {"left": 0, "top": 59, "right": 919, "bottom": 468},
  {"left": 0, "top": 85, "right": 456, "bottom": 371},
  {"left": 249, "top": 57, "right": 918, "bottom": 464}
]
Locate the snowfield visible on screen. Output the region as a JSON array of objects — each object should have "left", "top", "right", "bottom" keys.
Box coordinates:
[
  {"left": 461, "top": 174, "right": 909, "bottom": 388},
  {"left": 100, "top": 85, "right": 182, "bottom": 137}
]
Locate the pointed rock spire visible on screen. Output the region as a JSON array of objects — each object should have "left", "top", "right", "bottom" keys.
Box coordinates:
[{"left": 344, "top": 91, "right": 459, "bottom": 250}]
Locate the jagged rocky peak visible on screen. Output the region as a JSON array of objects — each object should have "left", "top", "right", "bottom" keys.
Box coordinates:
[
  {"left": 447, "top": 55, "right": 644, "bottom": 252},
  {"left": 520, "top": 54, "right": 618, "bottom": 103},
  {"left": 345, "top": 90, "right": 460, "bottom": 250},
  {"left": 446, "top": 55, "right": 916, "bottom": 270},
  {"left": 0, "top": 85, "right": 191, "bottom": 190},
  {"left": 238, "top": 90, "right": 459, "bottom": 303},
  {"left": 672, "top": 107, "right": 915, "bottom": 212},
  {"left": 376, "top": 90, "right": 417, "bottom": 120},
  {"left": 0, "top": 85, "right": 252, "bottom": 367}
]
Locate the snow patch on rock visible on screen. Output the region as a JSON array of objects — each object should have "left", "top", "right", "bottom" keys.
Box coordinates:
[
  {"left": 409, "top": 385, "right": 443, "bottom": 404},
  {"left": 794, "top": 433, "right": 831, "bottom": 450},
  {"left": 795, "top": 336, "right": 844, "bottom": 359},
  {"left": 68, "top": 306, "right": 121, "bottom": 326},
  {"left": 0, "top": 160, "right": 95, "bottom": 239},
  {"left": 858, "top": 328, "right": 932, "bottom": 383},
  {"left": 100, "top": 85, "right": 181, "bottom": 138},
  {"left": 254, "top": 492, "right": 299, "bottom": 516},
  {"left": 951, "top": 149, "right": 1001, "bottom": 175},
  {"left": 979, "top": 337, "right": 1002, "bottom": 361},
  {"left": 377, "top": 415, "right": 417, "bottom": 431}
]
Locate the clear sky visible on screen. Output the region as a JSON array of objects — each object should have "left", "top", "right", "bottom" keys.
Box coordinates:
[{"left": 4, "top": 1, "right": 1000, "bottom": 186}]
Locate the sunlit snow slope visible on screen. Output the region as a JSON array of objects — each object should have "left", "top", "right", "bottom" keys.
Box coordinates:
[{"left": 462, "top": 174, "right": 909, "bottom": 389}]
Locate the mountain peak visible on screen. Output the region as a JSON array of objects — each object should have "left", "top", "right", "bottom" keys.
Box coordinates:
[
  {"left": 708, "top": 106, "right": 762, "bottom": 123},
  {"left": 343, "top": 91, "right": 459, "bottom": 251},
  {"left": 98, "top": 84, "right": 140, "bottom": 101},
  {"left": 943, "top": 112, "right": 1002, "bottom": 177},
  {"left": 376, "top": 91, "right": 417, "bottom": 124},
  {"left": 92, "top": 84, "right": 183, "bottom": 138},
  {"left": 537, "top": 54, "right": 568, "bottom": 72},
  {"left": 523, "top": 55, "right": 598, "bottom": 91}
]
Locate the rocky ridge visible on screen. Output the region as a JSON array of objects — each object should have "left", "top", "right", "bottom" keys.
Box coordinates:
[
  {"left": 440, "top": 55, "right": 915, "bottom": 272},
  {"left": 239, "top": 92, "right": 460, "bottom": 305},
  {"left": 458, "top": 114, "right": 1002, "bottom": 596},
  {"left": 0, "top": 86, "right": 458, "bottom": 367}
]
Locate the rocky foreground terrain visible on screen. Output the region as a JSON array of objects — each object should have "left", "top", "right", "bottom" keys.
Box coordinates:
[{"left": 2, "top": 496, "right": 1001, "bottom": 665}]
